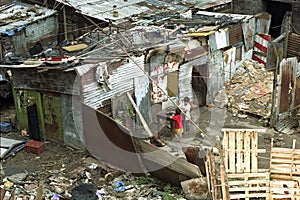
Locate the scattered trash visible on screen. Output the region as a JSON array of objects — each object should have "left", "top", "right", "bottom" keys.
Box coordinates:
[
  {"left": 104, "top": 172, "right": 113, "bottom": 182},
  {"left": 0, "top": 122, "right": 11, "bottom": 133},
  {"left": 51, "top": 193, "right": 60, "bottom": 200},
  {"left": 96, "top": 188, "right": 106, "bottom": 196},
  {"left": 88, "top": 163, "right": 98, "bottom": 170},
  {"left": 21, "top": 128, "right": 29, "bottom": 136},
  {"left": 113, "top": 181, "right": 126, "bottom": 193},
  {"left": 71, "top": 184, "right": 97, "bottom": 200},
  {"left": 3, "top": 180, "right": 14, "bottom": 189},
  {"left": 225, "top": 59, "right": 273, "bottom": 119},
  {"left": 7, "top": 172, "right": 27, "bottom": 183}
]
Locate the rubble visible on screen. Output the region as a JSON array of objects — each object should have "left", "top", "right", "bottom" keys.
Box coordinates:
[
  {"left": 1, "top": 140, "right": 187, "bottom": 200},
  {"left": 224, "top": 59, "right": 273, "bottom": 119}
]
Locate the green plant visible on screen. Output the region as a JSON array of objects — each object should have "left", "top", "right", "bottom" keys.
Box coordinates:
[
  {"left": 136, "top": 176, "right": 151, "bottom": 185},
  {"left": 162, "top": 184, "right": 176, "bottom": 200}
]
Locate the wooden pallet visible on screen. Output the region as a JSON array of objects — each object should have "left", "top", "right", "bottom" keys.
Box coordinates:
[
  {"left": 222, "top": 128, "right": 267, "bottom": 173},
  {"left": 227, "top": 172, "right": 270, "bottom": 200},
  {"left": 270, "top": 139, "right": 300, "bottom": 200},
  {"left": 221, "top": 129, "right": 269, "bottom": 200}
]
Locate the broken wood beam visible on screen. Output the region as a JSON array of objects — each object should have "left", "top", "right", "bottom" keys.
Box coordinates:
[{"left": 126, "top": 92, "right": 153, "bottom": 138}]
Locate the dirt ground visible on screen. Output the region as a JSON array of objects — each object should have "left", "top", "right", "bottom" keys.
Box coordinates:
[{"left": 1, "top": 97, "right": 300, "bottom": 199}]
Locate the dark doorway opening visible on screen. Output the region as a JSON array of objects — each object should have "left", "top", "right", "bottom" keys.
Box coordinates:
[
  {"left": 266, "top": 0, "right": 291, "bottom": 38},
  {"left": 192, "top": 65, "right": 208, "bottom": 107},
  {"left": 27, "top": 103, "right": 41, "bottom": 141}
]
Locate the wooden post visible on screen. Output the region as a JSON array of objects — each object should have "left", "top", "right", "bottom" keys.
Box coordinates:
[
  {"left": 63, "top": 6, "right": 68, "bottom": 41},
  {"left": 126, "top": 92, "right": 153, "bottom": 138},
  {"left": 216, "top": 136, "right": 229, "bottom": 200},
  {"left": 270, "top": 56, "right": 279, "bottom": 127},
  {"left": 208, "top": 150, "right": 218, "bottom": 200},
  {"left": 283, "top": 12, "right": 291, "bottom": 58}
]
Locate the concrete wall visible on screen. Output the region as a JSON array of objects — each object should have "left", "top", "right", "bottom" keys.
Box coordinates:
[
  {"left": 5, "top": 15, "right": 58, "bottom": 56},
  {"left": 232, "top": 0, "right": 264, "bottom": 15},
  {"left": 292, "top": 4, "right": 300, "bottom": 34}
]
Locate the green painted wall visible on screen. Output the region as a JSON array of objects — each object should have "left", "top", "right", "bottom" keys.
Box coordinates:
[
  {"left": 12, "top": 89, "right": 51, "bottom": 140},
  {"left": 42, "top": 93, "right": 63, "bottom": 142}
]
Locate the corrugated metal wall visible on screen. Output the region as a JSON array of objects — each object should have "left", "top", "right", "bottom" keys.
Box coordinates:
[
  {"left": 279, "top": 58, "right": 294, "bottom": 113},
  {"left": 77, "top": 56, "right": 145, "bottom": 109},
  {"left": 288, "top": 33, "right": 300, "bottom": 60},
  {"left": 229, "top": 24, "right": 243, "bottom": 45}
]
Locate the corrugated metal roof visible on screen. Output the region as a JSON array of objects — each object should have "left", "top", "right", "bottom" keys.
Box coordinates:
[
  {"left": 76, "top": 56, "right": 145, "bottom": 109},
  {"left": 0, "top": 2, "right": 56, "bottom": 35},
  {"left": 195, "top": 0, "right": 231, "bottom": 10},
  {"left": 56, "top": 0, "right": 148, "bottom": 23}
]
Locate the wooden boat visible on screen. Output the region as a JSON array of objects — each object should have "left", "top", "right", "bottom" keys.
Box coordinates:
[{"left": 81, "top": 103, "right": 201, "bottom": 186}]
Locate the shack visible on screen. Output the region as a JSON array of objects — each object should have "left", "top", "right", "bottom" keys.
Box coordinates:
[{"left": 0, "top": 1, "right": 58, "bottom": 62}]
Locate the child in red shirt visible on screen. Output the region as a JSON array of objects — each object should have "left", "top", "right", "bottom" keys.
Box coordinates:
[{"left": 170, "top": 108, "right": 183, "bottom": 142}]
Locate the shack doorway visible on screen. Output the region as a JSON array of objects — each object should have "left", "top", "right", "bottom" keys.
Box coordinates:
[
  {"left": 192, "top": 65, "right": 207, "bottom": 107},
  {"left": 27, "top": 103, "right": 41, "bottom": 141},
  {"left": 266, "top": 0, "right": 291, "bottom": 38}
]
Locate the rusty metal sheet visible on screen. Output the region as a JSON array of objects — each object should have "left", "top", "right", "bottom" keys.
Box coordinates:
[
  {"left": 242, "top": 18, "right": 256, "bottom": 51},
  {"left": 294, "top": 76, "right": 300, "bottom": 108},
  {"left": 255, "top": 12, "right": 271, "bottom": 34},
  {"left": 288, "top": 33, "right": 300, "bottom": 60},
  {"left": 229, "top": 24, "right": 243, "bottom": 45},
  {"left": 266, "top": 42, "right": 283, "bottom": 70},
  {"left": 279, "top": 59, "right": 293, "bottom": 113}
]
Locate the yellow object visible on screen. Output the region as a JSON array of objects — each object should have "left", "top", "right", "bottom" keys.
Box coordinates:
[
  {"left": 113, "top": 11, "right": 119, "bottom": 17},
  {"left": 182, "top": 31, "right": 215, "bottom": 37},
  {"left": 62, "top": 43, "right": 88, "bottom": 52},
  {"left": 4, "top": 181, "right": 14, "bottom": 189}
]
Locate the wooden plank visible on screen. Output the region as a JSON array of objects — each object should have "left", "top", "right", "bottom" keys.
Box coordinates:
[
  {"left": 229, "top": 131, "right": 236, "bottom": 173},
  {"left": 227, "top": 172, "right": 270, "bottom": 178},
  {"left": 236, "top": 131, "right": 243, "bottom": 173},
  {"left": 291, "top": 139, "right": 296, "bottom": 179},
  {"left": 271, "top": 148, "right": 300, "bottom": 154},
  {"left": 271, "top": 164, "right": 300, "bottom": 170},
  {"left": 271, "top": 153, "right": 300, "bottom": 159},
  {"left": 223, "top": 131, "right": 229, "bottom": 172},
  {"left": 270, "top": 174, "right": 300, "bottom": 180},
  {"left": 251, "top": 131, "right": 258, "bottom": 172},
  {"left": 205, "top": 160, "right": 212, "bottom": 199},
  {"left": 244, "top": 131, "right": 251, "bottom": 173},
  {"left": 61, "top": 43, "right": 88, "bottom": 52},
  {"left": 138, "top": 140, "right": 201, "bottom": 178},
  {"left": 222, "top": 128, "right": 266, "bottom": 132},
  {"left": 217, "top": 136, "right": 229, "bottom": 200},
  {"left": 270, "top": 159, "right": 300, "bottom": 165},
  {"left": 208, "top": 150, "right": 218, "bottom": 200},
  {"left": 229, "top": 186, "right": 269, "bottom": 192},
  {"left": 127, "top": 92, "right": 153, "bottom": 138},
  {"left": 230, "top": 193, "right": 269, "bottom": 199},
  {"left": 228, "top": 179, "right": 269, "bottom": 186},
  {"left": 270, "top": 169, "right": 300, "bottom": 175}
]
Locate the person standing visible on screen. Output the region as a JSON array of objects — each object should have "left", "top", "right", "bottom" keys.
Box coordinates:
[
  {"left": 170, "top": 108, "right": 183, "bottom": 142},
  {"left": 179, "top": 97, "right": 192, "bottom": 133}
]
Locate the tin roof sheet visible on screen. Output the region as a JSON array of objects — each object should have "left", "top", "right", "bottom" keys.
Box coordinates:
[
  {"left": 57, "top": 0, "right": 148, "bottom": 23},
  {"left": 0, "top": 2, "right": 56, "bottom": 35}
]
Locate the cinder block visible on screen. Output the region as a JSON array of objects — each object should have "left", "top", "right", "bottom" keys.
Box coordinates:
[{"left": 25, "top": 141, "right": 45, "bottom": 155}]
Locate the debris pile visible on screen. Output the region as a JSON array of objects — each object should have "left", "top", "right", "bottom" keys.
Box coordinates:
[
  {"left": 1, "top": 153, "right": 186, "bottom": 200},
  {"left": 225, "top": 59, "right": 273, "bottom": 119}
]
